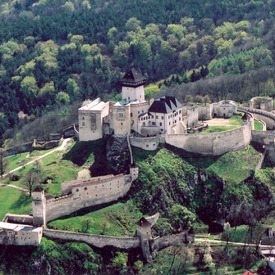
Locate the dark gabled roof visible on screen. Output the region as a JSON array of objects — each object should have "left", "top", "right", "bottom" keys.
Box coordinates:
[
  {"left": 33, "top": 186, "right": 44, "bottom": 192},
  {"left": 120, "top": 68, "right": 146, "bottom": 86},
  {"left": 138, "top": 112, "right": 152, "bottom": 118},
  {"left": 45, "top": 195, "right": 54, "bottom": 200},
  {"left": 149, "top": 96, "right": 182, "bottom": 114},
  {"left": 137, "top": 217, "right": 151, "bottom": 227},
  {"left": 130, "top": 162, "right": 138, "bottom": 168}
]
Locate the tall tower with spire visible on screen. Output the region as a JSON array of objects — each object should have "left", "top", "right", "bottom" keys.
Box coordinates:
[{"left": 120, "top": 67, "right": 146, "bottom": 103}]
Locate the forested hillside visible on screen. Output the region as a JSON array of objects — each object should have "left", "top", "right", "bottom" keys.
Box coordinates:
[{"left": 0, "top": 0, "right": 274, "bottom": 141}]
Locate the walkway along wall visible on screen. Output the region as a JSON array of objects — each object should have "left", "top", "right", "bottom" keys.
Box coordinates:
[
  {"left": 44, "top": 174, "right": 134, "bottom": 223},
  {"left": 165, "top": 123, "right": 252, "bottom": 155},
  {"left": 43, "top": 229, "right": 140, "bottom": 249}
]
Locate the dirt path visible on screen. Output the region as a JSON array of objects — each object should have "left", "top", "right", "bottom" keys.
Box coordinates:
[{"left": 203, "top": 118, "right": 234, "bottom": 126}]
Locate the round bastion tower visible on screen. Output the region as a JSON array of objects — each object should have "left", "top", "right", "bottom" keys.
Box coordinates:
[{"left": 130, "top": 162, "right": 139, "bottom": 181}]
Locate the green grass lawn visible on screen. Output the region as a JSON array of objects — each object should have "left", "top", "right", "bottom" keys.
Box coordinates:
[
  {"left": 202, "top": 125, "right": 237, "bottom": 133},
  {"left": 48, "top": 201, "right": 143, "bottom": 237},
  {"left": 206, "top": 145, "right": 262, "bottom": 184},
  {"left": 201, "top": 115, "right": 243, "bottom": 134},
  {"left": 254, "top": 120, "right": 264, "bottom": 130},
  {"left": 3, "top": 140, "right": 79, "bottom": 196},
  {"left": 0, "top": 186, "right": 32, "bottom": 220},
  {"left": 6, "top": 152, "right": 29, "bottom": 171}
]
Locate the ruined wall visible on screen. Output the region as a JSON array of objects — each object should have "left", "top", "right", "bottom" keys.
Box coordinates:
[
  {"left": 2, "top": 214, "right": 33, "bottom": 225},
  {"left": 45, "top": 175, "right": 133, "bottom": 223},
  {"left": 151, "top": 232, "right": 194, "bottom": 252},
  {"left": 252, "top": 114, "right": 275, "bottom": 130},
  {"left": 0, "top": 226, "right": 42, "bottom": 246},
  {"left": 43, "top": 229, "right": 140, "bottom": 249},
  {"left": 252, "top": 130, "right": 275, "bottom": 145},
  {"left": 4, "top": 142, "right": 33, "bottom": 157},
  {"left": 165, "top": 124, "right": 252, "bottom": 155},
  {"left": 197, "top": 105, "right": 213, "bottom": 121},
  {"left": 187, "top": 106, "right": 198, "bottom": 127},
  {"left": 130, "top": 136, "right": 160, "bottom": 151}
]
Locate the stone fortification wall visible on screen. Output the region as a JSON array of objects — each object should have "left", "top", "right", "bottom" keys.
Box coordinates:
[
  {"left": 3, "top": 142, "right": 33, "bottom": 157},
  {"left": 238, "top": 107, "right": 275, "bottom": 130},
  {"left": 33, "top": 139, "right": 61, "bottom": 150},
  {"left": 197, "top": 105, "right": 213, "bottom": 121},
  {"left": 43, "top": 229, "right": 140, "bottom": 249},
  {"left": 255, "top": 151, "right": 266, "bottom": 172},
  {"left": 252, "top": 130, "right": 275, "bottom": 145},
  {"left": 130, "top": 136, "right": 159, "bottom": 151},
  {"left": 252, "top": 114, "right": 275, "bottom": 130},
  {"left": 3, "top": 214, "right": 33, "bottom": 225},
  {"left": 151, "top": 232, "right": 194, "bottom": 252},
  {"left": 45, "top": 174, "right": 132, "bottom": 223},
  {"left": 165, "top": 124, "right": 252, "bottom": 155}
]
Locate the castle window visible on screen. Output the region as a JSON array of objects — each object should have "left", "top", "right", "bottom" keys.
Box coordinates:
[
  {"left": 156, "top": 115, "right": 159, "bottom": 119},
  {"left": 161, "top": 116, "right": 164, "bottom": 119},
  {"left": 82, "top": 122, "right": 85, "bottom": 126},
  {"left": 179, "top": 117, "right": 181, "bottom": 121},
  {"left": 84, "top": 187, "right": 87, "bottom": 190},
  {"left": 179, "top": 110, "right": 181, "bottom": 114},
  {"left": 169, "top": 122, "right": 171, "bottom": 125},
  {"left": 121, "top": 123, "right": 123, "bottom": 125},
  {"left": 160, "top": 122, "right": 162, "bottom": 126},
  {"left": 142, "top": 110, "right": 144, "bottom": 113},
  {"left": 118, "top": 113, "right": 124, "bottom": 119},
  {"left": 82, "top": 117, "right": 85, "bottom": 120},
  {"left": 143, "top": 122, "right": 145, "bottom": 126},
  {"left": 146, "top": 145, "right": 149, "bottom": 147},
  {"left": 161, "top": 129, "right": 163, "bottom": 131},
  {"left": 152, "top": 122, "right": 155, "bottom": 125},
  {"left": 138, "top": 111, "right": 140, "bottom": 114},
  {"left": 131, "top": 113, "right": 133, "bottom": 117},
  {"left": 76, "top": 189, "right": 79, "bottom": 192},
  {"left": 152, "top": 115, "right": 154, "bottom": 118}
]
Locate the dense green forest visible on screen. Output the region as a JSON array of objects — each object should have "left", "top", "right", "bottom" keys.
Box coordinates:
[{"left": 0, "top": 0, "right": 274, "bottom": 143}]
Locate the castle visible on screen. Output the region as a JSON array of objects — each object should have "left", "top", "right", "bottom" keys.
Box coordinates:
[
  {"left": 78, "top": 68, "right": 239, "bottom": 143},
  {"left": 1, "top": 68, "right": 274, "bottom": 261}
]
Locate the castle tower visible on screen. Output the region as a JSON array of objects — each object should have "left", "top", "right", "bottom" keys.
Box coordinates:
[
  {"left": 130, "top": 162, "right": 139, "bottom": 181},
  {"left": 120, "top": 67, "right": 146, "bottom": 103},
  {"left": 32, "top": 186, "right": 46, "bottom": 227}
]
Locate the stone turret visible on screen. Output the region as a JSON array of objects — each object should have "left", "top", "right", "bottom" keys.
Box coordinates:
[
  {"left": 130, "top": 162, "right": 139, "bottom": 181},
  {"left": 32, "top": 186, "right": 46, "bottom": 227}
]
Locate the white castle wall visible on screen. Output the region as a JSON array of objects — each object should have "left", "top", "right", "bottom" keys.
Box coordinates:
[
  {"left": 130, "top": 136, "right": 160, "bottom": 151},
  {"left": 0, "top": 223, "right": 42, "bottom": 246},
  {"left": 122, "top": 86, "right": 145, "bottom": 103},
  {"left": 44, "top": 174, "right": 133, "bottom": 223},
  {"left": 165, "top": 123, "right": 252, "bottom": 155},
  {"left": 113, "top": 105, "right": 131, "bottom": 135}
]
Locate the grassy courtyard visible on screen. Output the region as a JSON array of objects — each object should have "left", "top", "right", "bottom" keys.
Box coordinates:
[{"left": 201, "top": 115, "right": 243, "bottom": 133}]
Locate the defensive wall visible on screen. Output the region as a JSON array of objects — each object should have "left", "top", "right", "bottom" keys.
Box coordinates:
[
  {"left": 151, "top": 231, "right": 195, "bottom": 252},
  {"left": 43, "top": 229, "right": 140, "bottom": 249},
  {"left": 238, "top": 107, "right": 275, "bottom": 130},
  {"left": 165, "top": 123, "right": 252, "bottom": 155},
  {"left": 130, "top": 136, "right": 160, "bottom": 151},
  {"left": 252, "top": 130, "right": 275, "bottom": 145},
  {"left": 3, "top": 214, "right": 33, "bottom": 225},
  {"left": 43, "top": 173, "right": 134, "bottom": 223}
]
